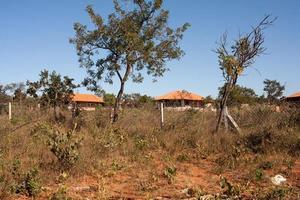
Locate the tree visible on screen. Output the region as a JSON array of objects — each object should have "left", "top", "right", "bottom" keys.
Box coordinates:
[
  {"left": 122, "top": 93, "right": 154, "bottom": 107},
  {"left": 71, "top": 0, "right": 190, "bottom": 122},
  {"left": 0, "top": 84, "right": 12, "bottom": 103},
  {"left": 215, "top": 15, "right": 276, "bottom": 133},
  {"left": 12, "top": 82, "right": 26, "bottom": 104},
  {"left": 103, "top": 93, "right": 116, "bottom": 107},
  {"left": 26, "top": 70, "right": 78, "bottom": 120},
  {"left": 0, "top": 82, "right": 25, "bottom": 103},
  {"left": 203, "top": 95, "right": 215, "bottom": 104},
  {"left": 217, "top": 84, "right": 258, "bottom": 106},
  {"left": 263, "top": 79, "right": 285, "bottom": 103}
]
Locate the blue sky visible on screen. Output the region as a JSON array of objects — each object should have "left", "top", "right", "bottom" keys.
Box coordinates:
[{"left": 0, "top": 0, "right": 299, "bottom": 97}]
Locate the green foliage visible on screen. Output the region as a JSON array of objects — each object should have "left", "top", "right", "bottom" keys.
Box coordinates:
[
  {"left": 26, "top": 70, "right": 78, "bottom": 119},
  {"left": 10, "top": 162, "right": 41, "bottom": 197},
  {"left": 31, "top": 123, "right": 82, "bottom": 169},
  {"left": 123, "top": 93, "right": 154, "bottom": 107},
  {"left": 164, "top": 165, "right": 176, "bottom": 183},
  {"left": 263, "top": 79, "right": 285, "bottom": 102},
  {"left": 103, "top": 93, "right": 116, "bottom": 107},
  {"left": 71, "top": 0, "right": 189, "bottom": 121},
  {"left": 98, "top": 127, "right": 127, "bottom": 150},
  {"left": 13, "top": 87, "right": 26, "bottom": 103},
  {"left": 215, "top": 15, "right": 275, "bottom": 132},
  {"left": 218, "top": 84, "right": 258, "bottom": 106},
  {"left": 255, "top": 168, "right": 264, "bottom": 181},
  {"left": 203, "top": 95, "right": 215, "bottom": 105},
  {"left": 0, "top": 83, "right": 25, "bottom": 103},
  {"left": 71, "top": 0, "right": 190, "bottom": 87}
]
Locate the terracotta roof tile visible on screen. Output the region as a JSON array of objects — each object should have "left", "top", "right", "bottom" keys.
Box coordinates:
[
  {"left": 155, "top": 90, "right": 204, "bottom": 101},
  {"left": 287, "top": 92, "right": 300, "bottom": 98},
  {"left": 72, "top": 93, "right": 104, "bottom": 103}
]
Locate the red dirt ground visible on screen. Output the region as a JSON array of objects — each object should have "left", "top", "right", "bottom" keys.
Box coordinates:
[{"left": 10, "top": 159, "right": 300, "bottom": 199}]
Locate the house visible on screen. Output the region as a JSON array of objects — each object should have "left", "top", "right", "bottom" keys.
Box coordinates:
[
  {"left": 71, "top": 93, "right": 104, "bottom": 111},
  {"left": 155, "top": 90, "right": 204, "bottom": 110},
  {"left": 286, "top": 92, "right": 300, "bottom": 104}
]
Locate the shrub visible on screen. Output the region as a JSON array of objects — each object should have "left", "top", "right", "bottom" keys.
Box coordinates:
[
  {"left": 164, "top": 165, "right": 177, "bottom": 184},
  {"left": 10, "top": 163, "right": 41, "bottom": 197},
  {"left": 31, "top": 123, "right": 82, "bottom": 170},
  {"left": 255, "top": 169, "right": 264, "bottom": 181},
  {"left": 244, "top": 130, "right": 272, "bottom": 154}
]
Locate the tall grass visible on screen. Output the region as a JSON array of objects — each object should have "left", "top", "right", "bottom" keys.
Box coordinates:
[{"left": 0, "top": 104, "right": 299, "bottom": 199}]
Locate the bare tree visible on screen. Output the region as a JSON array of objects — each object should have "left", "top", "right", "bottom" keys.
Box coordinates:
[{"left": 215, "top": 15, "right": 276, "bottom": 133}]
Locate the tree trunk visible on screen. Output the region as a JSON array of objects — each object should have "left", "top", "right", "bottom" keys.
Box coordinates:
[
  {"left": 112, "top": 81, "right": 125, "bottom": 123},
  {"left": 111, "top": 62, "right": 131, "bottom": 123},
  {"left": 215, "top": 82, "right": 231, "bottom": 133}
]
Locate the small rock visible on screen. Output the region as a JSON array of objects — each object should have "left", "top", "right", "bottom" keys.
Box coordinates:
[{"left": 270, "top": 174, "right": 287, "bottom": 185}]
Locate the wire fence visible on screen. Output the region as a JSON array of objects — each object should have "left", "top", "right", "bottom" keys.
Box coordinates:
[{"left": 229, "top": 103, "right": 300, "bottom": 132}]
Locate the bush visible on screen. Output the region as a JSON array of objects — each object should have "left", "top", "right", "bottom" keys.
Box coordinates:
[
  {"left": 10, "top": 161, "right": 41, "bottom": 197},
  {"left": 31, "top": 123, "right": 82, "bottom": 170},
  {"left": 244, "top": 130, "right": 272, "bottom": 154},
  {"left": 164, "top": 165, "right": 177, "bottom": 184}
]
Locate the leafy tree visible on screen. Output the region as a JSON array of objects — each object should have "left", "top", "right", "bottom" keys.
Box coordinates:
[
  {"left": 218, "top": 84, "right": 258, "bottom": 106},
  {"left": 263, "top": 79, "right": 285, "bottom": 102},
  {"left": 138, "top": 94, "right": 154, "bottom": 105},
  {"left": 215, "top": 15, "right": 276, "bottom": 133},
  {"left": 0, "top": 84, "right": 12, "bottom": 103},
  {"left": 0, "top": 82, "right": 26, "bottom": 103},
  {"left": 26, "top": 70, "right": 78, "bottom": 120},
  {"left": 71, "top": 0, "right": 190, "bottom": 122},
  {"left": 12, "top": 82, "right": 26, "bottom": 104},
  {"left": 103, "top": 93, "right": 116, "bottom": 107},
  {"left": 123, "top": 93, "right": 154, "bottom": 107},
  {"left": 203, "top": 95, "right": 215, "bottom": 104}
]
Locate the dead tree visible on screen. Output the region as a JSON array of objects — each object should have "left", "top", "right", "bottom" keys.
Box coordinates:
[{"left": 215, "top": 15, "right": 276, "bottom": 133}]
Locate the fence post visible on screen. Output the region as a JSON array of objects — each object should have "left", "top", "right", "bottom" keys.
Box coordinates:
[
  {"left": 8, "top": 102, "right": 12, "bottom": 120},
  {"left": 160, "top": 102, "right": 164, "bottom": 128},
  {"left": 224, "top": 106, "right": 228, "bottom": 132}
]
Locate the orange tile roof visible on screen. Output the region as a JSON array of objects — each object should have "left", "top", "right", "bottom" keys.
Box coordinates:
[
  {"left": 287, "top": 92, "right": 300, "bottom": 98},
  {"left": 71, "top": 93, "right": 104, "bottom": 103},
  {"left": 155, "top": 90, "right": 204, "bottom": 101}
]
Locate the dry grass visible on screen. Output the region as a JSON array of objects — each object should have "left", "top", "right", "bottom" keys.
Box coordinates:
[{"left": 0, "top": 104, "right": 299, "bottom": 199}]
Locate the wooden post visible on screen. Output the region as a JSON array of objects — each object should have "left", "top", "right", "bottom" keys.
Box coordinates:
[
  {"left": 8, "top": 102, "right": 12, "bottom": 120},
  {"left": 224, "top": 106, "right": 228, "bottom": 132},
  {"left": 160, "top": 102, "right": 164, "bottom": 128},
  {"left": 225, "top": 106, "right": 241, "bottom": 133}
]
